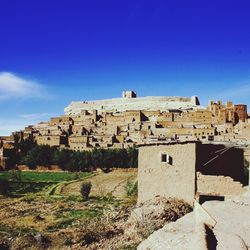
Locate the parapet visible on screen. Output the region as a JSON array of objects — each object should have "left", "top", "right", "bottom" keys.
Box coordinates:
[{"left": 191, "top": 96, "right": 200, "bottom": 105}]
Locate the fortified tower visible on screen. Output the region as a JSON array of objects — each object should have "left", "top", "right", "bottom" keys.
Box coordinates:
[
  {"left": 235, "top": 104, "right": 248, "bottom": 123},
  {"left": 122, "top": 90, "right": 137, "bottom": 98}
]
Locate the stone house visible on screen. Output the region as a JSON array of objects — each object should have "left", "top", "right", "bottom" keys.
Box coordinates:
[{"left": 138, "top": 141, "right": 248, "bottom": 205}]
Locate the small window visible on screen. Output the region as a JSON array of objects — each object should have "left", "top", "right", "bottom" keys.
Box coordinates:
[
  {"left": 161, "top": 154, "right": 167, "bottom": 162},
  {"left": 161, "top": 154, "right": 173, "bottom": 165}
]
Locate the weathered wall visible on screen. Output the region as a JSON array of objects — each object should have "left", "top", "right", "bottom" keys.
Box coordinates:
[
  {"left": 235, "top": 104, "right": 248, "bottom": 123},
  {"left": 138, "top": 143, "right": 196, "bottom": 205},
  {"left": 37, "top": 135, "right": 67, "bottom": 147},
  {"left": 196, "top": 173, "right": 244, "bottom": 196},
  {"left": 105, "top": 114, "right": 125, "bottom": 124}
]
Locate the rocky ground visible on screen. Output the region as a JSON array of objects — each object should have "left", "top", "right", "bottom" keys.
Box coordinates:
[{"left": 138, "top": 190, "right": 250, "bottom": 250}]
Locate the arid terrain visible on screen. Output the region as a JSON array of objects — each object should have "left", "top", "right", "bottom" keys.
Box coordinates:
[{"left": 0, "top": 169, "right": 192, "bottom": 249}]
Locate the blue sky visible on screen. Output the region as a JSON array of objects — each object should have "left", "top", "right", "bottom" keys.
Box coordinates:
[{"left": 1, "top": 0, "right": 250, "bottom": 135}]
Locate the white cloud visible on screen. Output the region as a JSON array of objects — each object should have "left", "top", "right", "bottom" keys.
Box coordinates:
[
  {"left": 207, "top": 80, "right": 250, "bottom": 105},
  {"left": 18, "top": 113, "right": 55, "bottom": 119},
  {"left": 0, "top": 72, "right": 47, "bottom": 100},
  {"left": 220, "top": 84, "right": 250, "bottom": 99},
  {"left": 0, "top": 113, "right": 58, "bottom": 136},
  {"left": 0, "top": 113, "right": 56, "bottom": 136},
  {"left": 0, "top": 119, "right": 32, "bottom": 136}
]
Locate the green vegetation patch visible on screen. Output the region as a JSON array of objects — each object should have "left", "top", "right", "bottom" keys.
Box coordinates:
[
  {"left": 9, "top": 182, "right": 53, "bottom": 195},
  {"left": 46, "top": 218, "right": 75, "bottom": 232},
  {"left": 47, "top": 208, "right": 101, "bottom": 232},
  {"left": 62, "top": 209, "right": 101, "bottom": 220},
  {"left": 0, "top": 171, "right": 91, "bottom": 183},
  {"left": 0, "top": 171, "right": 92, "bottom": 196},
  {"left": 0, "top": 223, "right": 38, "bottom": 238}
]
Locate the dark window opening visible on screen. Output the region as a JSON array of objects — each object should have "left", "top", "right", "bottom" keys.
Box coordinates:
[
  {"left": 161, "top": 154, "right": 173, "bottom": 165},
  {"left": 161, "top": 154, "right": 167, "bottom": 162},
  {"left": 199, "top": 195, "right": 224, "bottom": 204}
]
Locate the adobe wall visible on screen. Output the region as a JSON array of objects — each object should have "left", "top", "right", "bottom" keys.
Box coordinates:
[
  {"left": 124, "top": 110, "right": 142, "bottom": 123},
  {"left": 235, "top": 104, "right": 248, "bottom": 122},
  {"left": 196, "top": 172, "right": 244, "bottom": 196},
  {"left": 138, "top": 143, "right": 196, "bottom": 205},
  {"left": 69, "top": 136, "right": 88, "bottom": 144},
  {"left": 37, "top": 135, "right": 67, "bottom": 147},
  {"left": 49, "top": 116, "right": 73, "bottom": 126},
  {"left": 105, "top": 114, "right": 125, "bottom": 124},
  {"left": 174, "top": 110, "right": 212, "bottom": 123}
]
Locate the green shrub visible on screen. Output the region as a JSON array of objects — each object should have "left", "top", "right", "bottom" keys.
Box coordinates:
[
  {"left": 80, "top": 181, "right": 92, "bottom": 200},
  {"left": 11, "top": 169, "right": 22, "bottom": 182},
  {"left": 72, "top": 172, "right": 81, "bottom": 180},
  {"left": 125, "top": 180, "right": 138, "bottom": 197}
]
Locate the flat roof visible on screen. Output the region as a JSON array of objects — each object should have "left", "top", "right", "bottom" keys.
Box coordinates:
[
  {"left": 138, "top": 140, "right": 250, "bottom": 148},
  {"left": 138, "top": 140, "right": 200, "bottom": 147}
]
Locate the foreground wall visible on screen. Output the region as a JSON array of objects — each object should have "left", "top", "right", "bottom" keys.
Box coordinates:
[{"left": 138, "top": 143, "right": 196, "bottom": 205}]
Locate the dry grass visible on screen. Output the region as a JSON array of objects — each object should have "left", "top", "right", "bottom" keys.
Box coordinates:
[
  {"left": 0, "top": 169, "right": 138, "bottom": 249},
  {"left": 0, "top": 195, "right": 134, "bottom": 249},
  {"left": 61, "top": 169, "right": 137, "bottom": 197},
  {"left": 0, "top": 169, "right": 193, "bottom": 250}
]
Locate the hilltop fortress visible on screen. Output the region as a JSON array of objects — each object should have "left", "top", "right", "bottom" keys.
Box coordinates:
[
  {"left": 64, "top": 91, "right": 201, "bottom": 114},
  {"left": 0, "top": 91, "right": 249, "bottom": 169}
]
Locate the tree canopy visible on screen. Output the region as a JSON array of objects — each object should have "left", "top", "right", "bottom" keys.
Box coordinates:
[{"left": 20, "top": 145, "right": 138, "bottom": 172}]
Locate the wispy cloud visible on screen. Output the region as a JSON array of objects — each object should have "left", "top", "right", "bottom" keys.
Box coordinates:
[
  {"left": 0, "top": 119, "right": 32, "bottom": 136},
  {"left": 0, "top": 113, "right": 57, "bottom": 135},
  {"left": 208, "top": 80, "right": 250, "bottom": 104},
  {"left": 219, "top": 84, "right": 250, "bottom": 99},
  {"left": 18, "top": 113, "right": 55, "bottom": 119},
  {"left": 0, "top": 72, "right": 47, "bottom": 100}
]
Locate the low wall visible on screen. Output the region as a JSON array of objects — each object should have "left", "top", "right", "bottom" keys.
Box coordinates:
[{"left": 197, "top": 173, "right": 244, "bottom": 196}]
